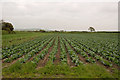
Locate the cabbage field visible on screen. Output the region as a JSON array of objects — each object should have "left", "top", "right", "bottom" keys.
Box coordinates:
[{"left": 2, "top": 32, "right": 119, "bottom": 78}]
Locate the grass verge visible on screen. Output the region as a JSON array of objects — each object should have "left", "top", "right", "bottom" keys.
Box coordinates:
[{"left": 2, "top": 62, "right": 119, "bottom": 78}]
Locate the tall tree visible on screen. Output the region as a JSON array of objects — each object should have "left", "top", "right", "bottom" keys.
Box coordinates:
[
  {"left": 0, "top": 20, "right": 14, "bottom": 33},
  {"left": 88, "top": 27, "right": 95, "bottom": 32}
]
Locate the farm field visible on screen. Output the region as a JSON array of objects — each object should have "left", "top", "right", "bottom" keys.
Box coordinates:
[
  {"left": 2, "top": 32, "right": 119, "bottom": 78},
  {"left": 2, "top": 31, "right": 51, "bottom": 48}
]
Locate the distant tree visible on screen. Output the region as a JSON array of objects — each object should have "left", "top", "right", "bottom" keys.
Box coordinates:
[
  {"left": 39, "top": 29, "right": 46, "bottom": 32},
  {"left": 60, "top": 30, "right": 64, "bottom": 32},
  {"left": 54, "top": 30, "right": 59, "bottom": 32},
  {"left": 0, "top": 20, "right": 14, "bottom": 33},
  {"left": 88, "top": 27, "right": 95, "bottom": 32}
]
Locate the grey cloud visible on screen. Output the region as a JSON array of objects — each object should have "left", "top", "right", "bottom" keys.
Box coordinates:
[{"left": 2, "top": 2, "right": 118, "bottom": 31}]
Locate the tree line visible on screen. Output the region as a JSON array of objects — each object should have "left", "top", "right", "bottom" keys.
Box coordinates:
[{"left": 0, "top": 20, "right": 96, "bottom": 33}]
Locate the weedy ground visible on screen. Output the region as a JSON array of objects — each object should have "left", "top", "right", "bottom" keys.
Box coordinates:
[{"left": 2, "top": 61, "right": 119, "bottom": 78}]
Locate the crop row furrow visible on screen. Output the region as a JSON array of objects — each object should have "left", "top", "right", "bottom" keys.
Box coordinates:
[
  {"left": 2, "top": 36, "right": 49, "bottom": 59},
  {"left": 30, "top": 38, "right": 55, "bottom": 65},
  {"left": 48, "top": 37, "right": 58, "bottom": 64},
  {"left": 3, "top": 37, "right": 53, "bottom": 63},
  {"left": 59, "top": 37, "right": 67, "bottom": 64},
  {"left": 18, "top": 37, "right": 54, "bottom": 63},
  {"left": 69, "top": 39, "right": 113, "bottom": 67},
  {"left": 64, "top": 38, "right": 95, "bottom": 64},
  {"left": 62, "top": 37, "right": 83, "bottom": 66},
  {"left": 73, "top": 39, "right": 119, "bottom": 66}
]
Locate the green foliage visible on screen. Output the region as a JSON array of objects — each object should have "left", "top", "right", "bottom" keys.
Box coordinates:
[
  {"left": 1, "top": 21, "right": 14, "bottom": 34},
  {"left": 39, "top": 29, "right": 46, "bottom": 32},
  {"left": 2, "top": 32, "right": 119, "bottom": 78},
  {"left": 48, "top": 37, "right": 58, "bottom": 62},
  {"left": 2, "top": 30, "right": 9, "bottom": 34},
  {"left": 20, "top": 62, "right": 37, "bottom": 73},
  {"left": 3, "top": 62, "right": 37, "bottom": 77},
  {"left": 2, "top": 31, "right": 51, "bottom": 47},
  {"left": 3, "top": 63, "right": 118, "bottom": 78},
  {"left": 59, "top": 37, "right": 67, "bottom": 64},
  {"left": 32, "top": 38, "right": 54, "bottom": 64},
  {"left": 3, "top": 62, "right": 22, "bottom": 73},
  {"left": 64, "top": 33, "right": 119, "bottom": 66},
  {"left": 88, "top": 27, "right": 95, "bottom": 32}
]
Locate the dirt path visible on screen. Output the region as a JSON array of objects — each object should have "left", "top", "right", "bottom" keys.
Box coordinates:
[
  {"left": 54, "top": 37, "right": 60, "bottom": 65},
  {"left": 36, "top": 39, "right": 55, "bottom": 69},
  {"left": 26, "top": 38, "right": 53, "bottom": 63}
]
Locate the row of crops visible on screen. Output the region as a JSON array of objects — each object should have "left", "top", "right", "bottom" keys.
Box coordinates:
[
  {"left": 2, "top": 35, "right": 54, "bottom": 63},
  {"left": 2, "top": 33, "right": 119, "bottom": 69},
  {"left": 61, "top": 33, "right": 119, "bottom": 67}
]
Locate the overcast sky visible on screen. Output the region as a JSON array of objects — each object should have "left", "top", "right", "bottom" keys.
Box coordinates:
[{"left": 0, "top": 0, "right": 119, "bottom": 31}]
